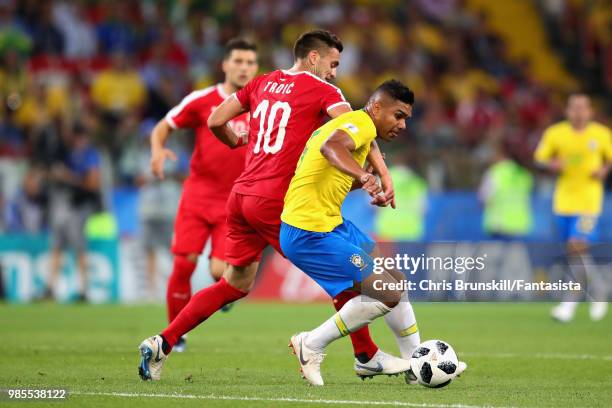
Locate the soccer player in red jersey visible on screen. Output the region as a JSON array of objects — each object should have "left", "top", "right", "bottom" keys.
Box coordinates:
[
  {"left": 147, "top": 39, "right": 258, "bottom": 352},
  {"left": 139, "top": 31, "right": 421, "bottom": 382}
]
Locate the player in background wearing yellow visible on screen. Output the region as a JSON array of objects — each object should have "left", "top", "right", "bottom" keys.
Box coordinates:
[
  {"left": 534, "top": 93, "right": 611, "bottom": 322},
  {"left": 282, "top": 80, "right": 467, "bottom": 385}
]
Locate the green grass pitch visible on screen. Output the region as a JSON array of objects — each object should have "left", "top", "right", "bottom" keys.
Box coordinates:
[{"left": 1, "top": 302, "right": 611, "bottom": 407}]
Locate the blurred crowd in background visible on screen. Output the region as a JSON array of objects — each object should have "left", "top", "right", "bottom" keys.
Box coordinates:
[{"left": 0, "top": 0, "right": 611, "bottom": 239}]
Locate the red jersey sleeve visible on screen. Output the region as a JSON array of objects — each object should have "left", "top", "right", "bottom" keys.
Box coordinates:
[
  {"left": 165, "top": 91, "right": 205, "bottom": 129},
  {"left": 320, "top": 83, "right": 351, "bottom": 114},
  {"left": 234, "top": 75, "right": 261, "bottom": 111}
]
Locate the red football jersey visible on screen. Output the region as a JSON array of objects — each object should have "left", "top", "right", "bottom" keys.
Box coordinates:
[
  {"left": 166, "top": 84, "right": 249, "bottom": 200},
  {"left": 233, "top": 70, "right": 350, "bottom": 200}
]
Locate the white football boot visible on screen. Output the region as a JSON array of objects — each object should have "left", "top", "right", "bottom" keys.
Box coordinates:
[
  {"left": 404, "top": 368, "right": 418, "bottom": 385},
  {"left": 138, "top": 335, "right": 168, "bottom": 381},
  {"left": 455, "top": 361, "right": 468, "bottom": 377},
  {"left": 289, "top": 332, "right": 325, "bottom": 386},
  {"left": 354, "top": 349, "right": 412, "bottom": 380},
  {"left": 551, "top": 302, "right": 577, "bottom": 323},
  {"left": 590, "top": 302, "right": 608, "bottom": 321}
]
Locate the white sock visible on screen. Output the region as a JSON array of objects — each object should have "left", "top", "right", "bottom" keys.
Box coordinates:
[
  {"left": 584, "top": 261, "right": 608, "bottom": 302},
  {"left": 384, "top": 291, "right": 421, "bottom": 359},
  {"left": 306, "top": 295, "right": 391, "bottom": 352},
  {"left": 559, "top": 301, "right": 578, "bottom": 312},
  {"left": 566, "top": 253, "right": 597, "bottom": 302}
]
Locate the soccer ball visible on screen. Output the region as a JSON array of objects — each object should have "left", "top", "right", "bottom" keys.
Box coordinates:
[{"left": 410, "top": 339, "right": 458, "bottom": 388}]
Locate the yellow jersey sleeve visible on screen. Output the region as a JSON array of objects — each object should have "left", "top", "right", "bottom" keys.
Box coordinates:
[
  {"left": 336, "top": 111, "right": 376, "bottom": 150},
  {"left": 534, "top": 126, "right": 558, "bottom": 163}
]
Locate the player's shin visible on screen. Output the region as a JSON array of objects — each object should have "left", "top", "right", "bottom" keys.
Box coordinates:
[
  {"left": 383, "top": 291, "right": 421, "bottom": 359},
  {"left": 161, "top": 277, "right": 247, "bottom": 352},
  {"left": 306, "top": 295, "right": 391, "bottom": 352},
  {"left": 166, "top": 255, "right": 197, "bottom": 322}
]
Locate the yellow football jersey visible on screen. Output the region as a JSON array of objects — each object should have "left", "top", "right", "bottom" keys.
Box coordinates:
[
  {"left": 534, "top": 121, "right": 612, "bottom": 215},
  {"left": 281, "top": 110, "right": 377, "bottom": 232}
]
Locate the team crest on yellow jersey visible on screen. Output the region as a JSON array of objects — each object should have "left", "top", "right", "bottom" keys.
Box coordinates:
[
  {"left": 578, "top": 216, "right": 596, "bottom": 233},
  {"left": 350, "top": 254, "right": 365, "bottom": 269}
]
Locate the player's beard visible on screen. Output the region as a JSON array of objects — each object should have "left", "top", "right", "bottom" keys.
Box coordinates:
[
  {"left": 311, "top": 62, "right": 324, "bottom": 81},
  {"left": 230, "top": 80, "right": 243, "bottom": 91}
]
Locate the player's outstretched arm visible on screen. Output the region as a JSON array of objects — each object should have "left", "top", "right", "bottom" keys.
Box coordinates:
[
  {"left": 366, "top": 141, "right": 395, "bottom": 208},
  {"left": 593, "top": 127, "right": 612, "bottom": 179},
  {"left": 150, "top": 119, "right": 177, "bottom": 180},
  {"left": 320, "top": 129, "right": 382, "bottom": 197},
  {"left": 592, "top": 162, "right": 611, "bottom": 180},
  {"left": 327, "top": 102, "right": 352, "bottom": 119},
  {"left": 208, "top": 96, "right": 248, "bottom": 148},
  {"left": 535, "top": 158, "right": 564, "bottom": 174},
  {"left": 533, "top": 129, "right": 563, "bottom": 174}
]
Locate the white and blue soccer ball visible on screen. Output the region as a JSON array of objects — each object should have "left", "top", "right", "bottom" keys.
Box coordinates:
[{"left": 410, "top": 339, "right": 459, "bottom": 388}]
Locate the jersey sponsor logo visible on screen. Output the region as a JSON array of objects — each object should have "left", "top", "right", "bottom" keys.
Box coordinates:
[
  {"left": 588, "top": 139, "right": 598, "bottom": 151},
  {"left": 343, "top": 123, "right": 358, "bottom": 133}
]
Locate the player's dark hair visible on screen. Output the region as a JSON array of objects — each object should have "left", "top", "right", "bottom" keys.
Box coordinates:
[
  {"left": 293, "top": 30, "right": 343, "bottom": 59},
  {"left": 567, "top": 91, "right": 590, "bottom": 102},
  {"left": 375, "top": 79, "right": 415, "bottom": 105},
  {"left": 223, "top": 38, "right": 257, "bottom": 59}
]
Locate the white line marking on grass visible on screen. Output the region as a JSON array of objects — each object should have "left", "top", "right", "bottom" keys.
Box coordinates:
[{"left": 72, "top": 391, "right": 516, "bottom": 408}]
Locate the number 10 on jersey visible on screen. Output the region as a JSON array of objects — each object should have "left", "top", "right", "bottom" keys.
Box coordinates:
[{"left": 252, "top": 100, "right": 291, "bottom": 154}]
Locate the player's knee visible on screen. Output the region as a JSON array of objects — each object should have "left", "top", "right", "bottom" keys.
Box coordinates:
[
  {"left": 224, "top": 264, "right": 257, "bottom": 293},
  {"left": 209, "top": 257, "right": 225, "bottom": 281},
  {"left": 170, "top": 254, "right": 198, "bottom": 280},
  {"left": 383, "top": 289, "right": 402, "bottom": 308},
  {"left": 186, "top": 253, "right": 199, "bottom": 263}
]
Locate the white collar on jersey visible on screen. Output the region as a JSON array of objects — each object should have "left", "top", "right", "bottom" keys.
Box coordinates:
[
  {"left": 216, "top": 83, "right": 229, "bottom": 99},
  {"left": 281, "top": 69, "right": 326, "bottom": 82},
  {"left": 282, "top": 69, "right": 305, "bottom": 75},
  {"left": 282, "top": 69, "right": 318, "bottom": 77}
]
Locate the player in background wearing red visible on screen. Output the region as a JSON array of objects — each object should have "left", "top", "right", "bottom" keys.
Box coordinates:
[
  {"left": 147, "top": 39, "right": 258, "bottom": 353},
  {"left": 139, "top": 31, "right": 422, "bottom": 383}
]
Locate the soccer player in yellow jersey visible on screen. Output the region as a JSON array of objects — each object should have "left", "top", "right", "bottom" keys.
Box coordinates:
[
  {"left": 534, "top": 93, "right": 612, "bottom": 322},
  {"left": 281, "top": 80, "right": 466, "bottom": 385}
]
